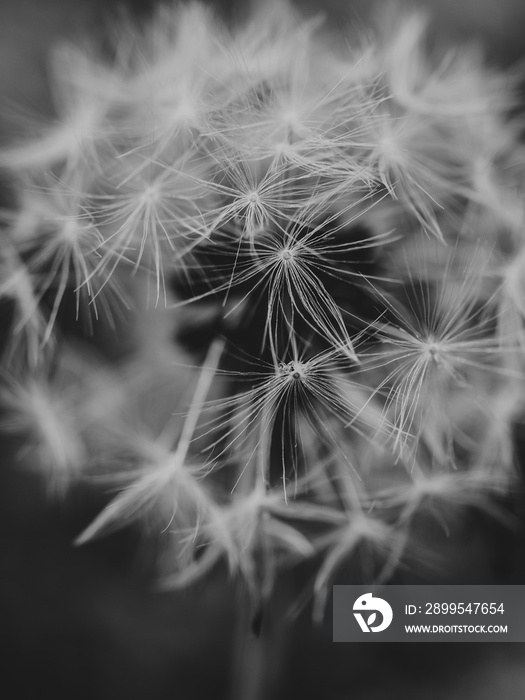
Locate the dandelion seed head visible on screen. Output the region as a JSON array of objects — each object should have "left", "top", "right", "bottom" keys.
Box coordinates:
[
  {"left": 1, "top": 0, "right": 523, "bottom": 604},
  {"left": 278, "top": 360, "right": 309, "bottom": 381},
  {"left": 278, "top": 247, "right": 294, "bottom": 263},
  {"left": 420, "top": 337, "right": 443, "bottom": 363},
  {"left": 140, "top": 183, "right": 162, "bottom": 204}
]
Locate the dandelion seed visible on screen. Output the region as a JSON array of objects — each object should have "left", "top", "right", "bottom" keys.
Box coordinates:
[
  {"left": 313, "top": 510, "right": 406, "bottom": 621},
  {"left": 8, "top": 172, "right": 126, "bottom": 340},
  {"left": 373, "top": 465, "right": 516, "bottom": 536},
  {"left": 0, "top": 366, "right": 86, "bottom": 494},
  {"left": 0, "top": 242, "right": 49, "bottom": 366},
  {"left": 161, "top": 484, "right": 315, "bottom": 593},
  {"left": 85, "top": 147, "right": 216, "bottom": 303},
  {"left": 360, "top": 251, "right": 516, "bottom": 464},
  {"left": 76, "top": 337, "right": 224, "bottom": 544}
]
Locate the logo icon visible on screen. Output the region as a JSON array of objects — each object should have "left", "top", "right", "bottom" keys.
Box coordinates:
[{"left": 353, "top": 593, "right": 393, "bottom": 632}]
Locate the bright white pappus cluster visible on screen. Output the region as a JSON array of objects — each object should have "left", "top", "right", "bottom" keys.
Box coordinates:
[{"left": 0, "top": 1, "right": 524, "bottom": 605}]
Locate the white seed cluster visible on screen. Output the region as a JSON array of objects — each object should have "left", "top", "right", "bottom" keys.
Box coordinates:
[{"left": 0, "top": 1, "right": 524, "bottom": 602}]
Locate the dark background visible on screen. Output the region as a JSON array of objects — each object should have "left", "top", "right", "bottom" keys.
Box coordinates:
[{"left": 1, "top": 1, "right": 525, "bottom": 698}]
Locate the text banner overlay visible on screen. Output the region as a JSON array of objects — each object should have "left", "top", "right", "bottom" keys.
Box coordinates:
[{"left": 333, "top": 586, "right": 525, "bottom": 642}]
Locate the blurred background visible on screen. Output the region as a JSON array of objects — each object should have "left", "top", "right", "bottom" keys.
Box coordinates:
[
  {"left": 1, "top": 0, "right": 525, "bottom": 110},
  {"left": 1, "top": 1, "right": 525, "bottom": 698}
]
